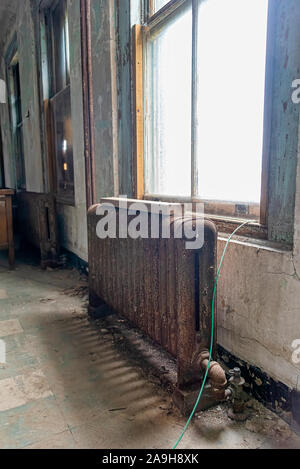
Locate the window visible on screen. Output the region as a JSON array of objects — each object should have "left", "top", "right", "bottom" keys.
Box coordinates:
[
  {"left": 6, "top": 46, "right": 26, "bottom": 190},
  {"left": 145, "top": 7, "right": 192, "bottom": 197},
  {"left": 51, "top": 0, "right": 70, "bottom": 95},
  {"left": 140, "top": 0, "right": 269, "bottom": 221},
  {"left": 147, "top": 0, "right": 172, "bottom": 17},
  {"left": 42, "top": 0, "right": 74, "bottom": 205}
]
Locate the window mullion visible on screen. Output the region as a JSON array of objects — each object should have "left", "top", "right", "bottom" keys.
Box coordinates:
[{"left": 147, "top": 0, "right": 155, "bottom": 20}]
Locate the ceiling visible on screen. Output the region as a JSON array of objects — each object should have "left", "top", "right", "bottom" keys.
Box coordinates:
[{"left": 0, "top": 0, "right": 18, "bottom": 56}]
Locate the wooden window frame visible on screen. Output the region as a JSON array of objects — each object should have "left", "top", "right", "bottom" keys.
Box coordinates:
[
  {"left": 5, "top": 37, "right": 26, "bottom": 191},
  {"left": 40, "top": 0, "right": 75, "bottom": 206},
  {"left": 146, "top": 0, "right": 187, "bottom": 23},
  {"left": 44, "top": 0, "right": 70, "bottom": 98},
  {"left": 133, "top": 0, "right": 271, "bottom": 239}
]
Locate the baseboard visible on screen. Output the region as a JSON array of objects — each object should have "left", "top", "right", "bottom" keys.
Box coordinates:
[
  {"left": 61, "top": 247, "right": 89, "bottom": 276},
  {"left": 217, "top": 345, "right": 292, "bottom": 415}
]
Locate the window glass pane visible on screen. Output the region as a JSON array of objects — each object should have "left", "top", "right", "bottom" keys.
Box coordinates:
[
  {"left": 8, "top": 54, "right": 26, "bottom": 190},
  {"left": 40, "top": 20, "right": 50, "bottom": 100},
  {"left": 65, "top": 13, "right": 70, "bottom": 81},
  {"left": 52, "top": 0, "right": 69, "bottom": 94},
  {"left": 196, "top": 0, "right": 268, "bottom": 203},
  {"left": 51, "top": 86, "right": 74, "bottom": 203},
  {"left": 145, "top": 7, "right": 192, "bottom": 197},
  {"left": 152, "top": 0, "right": 171, "bottom": 15}
]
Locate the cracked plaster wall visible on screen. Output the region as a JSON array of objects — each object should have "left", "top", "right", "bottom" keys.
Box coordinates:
[{"left": 217, "top": 236, "right": 300, "bottom": 390}]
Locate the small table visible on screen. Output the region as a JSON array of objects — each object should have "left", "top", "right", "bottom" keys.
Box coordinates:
[{"left": 0, "top": 189, "right": 15, "bottom": 268}]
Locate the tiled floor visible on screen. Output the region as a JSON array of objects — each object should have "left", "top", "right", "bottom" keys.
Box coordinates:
[{"left": 0, "top": 255, "right": 299, "bottom": 449}]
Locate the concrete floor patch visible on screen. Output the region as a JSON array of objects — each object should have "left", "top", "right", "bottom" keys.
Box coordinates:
[
  {"left": 0, "top": 370, "right": 53, "bottom": 412},
  {"left": 0, "top": 289, "right": 8, "bottom": 300},
  {"left": 0, "top": 319, "right": 24, "bottom": 338}
]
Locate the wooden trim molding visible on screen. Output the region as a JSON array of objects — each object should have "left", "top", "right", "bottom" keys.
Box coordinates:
[
  {"left": 132, "top": 25, "right": 144, "bottom": 200},
  {"left": 259, "top": 1, "right": 275, "bottom": 227},
  {"left": 44, "top": 99, "right": 55, "bottom": 193},
  {"left": 0, "top": 191, "right": 15, "bottom": 267},
  {"left": 81, "top": 0, "right": 96, "bottom": 208}
]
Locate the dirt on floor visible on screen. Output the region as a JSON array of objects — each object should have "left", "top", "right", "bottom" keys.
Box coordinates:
[
  {"left": 0, "top": 256, "right": 299, "bottom": 449},
  {"left": 60, "top": 273, "right": 298, "bottom": 448}
]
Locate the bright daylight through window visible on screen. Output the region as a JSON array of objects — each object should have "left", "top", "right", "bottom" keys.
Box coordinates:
[{"left": 145, "top": 0, "right": 269, "bottom": 207}]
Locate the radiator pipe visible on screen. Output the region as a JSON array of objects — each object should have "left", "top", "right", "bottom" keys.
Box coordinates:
[
  {"left": 197, "top": 352, "right": 247, "bottom": 414},
  {"left": 196, "top": 350, "right": 228, "bottom": 400}
]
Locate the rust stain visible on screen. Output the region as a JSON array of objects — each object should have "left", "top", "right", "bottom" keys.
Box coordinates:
[{"left": 88, "top": 205, "right": 217, "bottom": 388}]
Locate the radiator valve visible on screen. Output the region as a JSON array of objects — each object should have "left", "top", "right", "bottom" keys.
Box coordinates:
[{"left": 227, "top": 367, "right": 249, "bottom": 421}]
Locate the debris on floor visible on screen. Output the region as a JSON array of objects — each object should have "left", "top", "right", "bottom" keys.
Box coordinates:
[
  {"left": 0, "top": 260, "right": 299, "bottom": 449},
  {"left": 62, "top": 284, "right": 88, "bottom": 299}
]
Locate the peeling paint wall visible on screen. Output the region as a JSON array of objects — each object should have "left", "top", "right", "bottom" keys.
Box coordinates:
[
  {"left": 0, "top": 55, "right": 14, "bottom": 188},
  {"left": 267, "top": 0, "right": 300, "bottom": 245},
  {"left": 90, "top": 0, "right": 119, "bottom": 200},
  {"left": 217, "top": 238, "right": 300, "bottom": 391},
  {"left": 89, "top": 0, "right": 133, "bottom": 199},
  {"left": 18, "top": 2, "right": 44, "bottom": 193}
]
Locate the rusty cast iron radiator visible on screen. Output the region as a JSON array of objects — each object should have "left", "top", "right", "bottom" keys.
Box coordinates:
[{"left": 88, "top": 199, "right": 217, "bottom": 390}]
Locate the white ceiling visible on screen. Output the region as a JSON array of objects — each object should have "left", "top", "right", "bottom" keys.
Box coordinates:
[{"left": 0, "top": 0, "right": 18, "bottom": 55}]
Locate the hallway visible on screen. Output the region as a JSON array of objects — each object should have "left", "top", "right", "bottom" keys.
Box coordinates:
[
  {"left": 0, "top": 256, "right": 298, "bottom": 449},
  {"left": 1, "top": 0, "right": 300, "bottom": 452}
]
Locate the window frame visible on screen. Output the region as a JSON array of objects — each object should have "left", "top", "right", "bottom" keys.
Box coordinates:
[
  {"left": 43, "top": 0, "right": 70, "bottom": 98},
  {"left": 5, "top": 37, "right": 26, "bottom": 191},
  {"left": 40, "top": 0, "right": 75, "bottom": 206},
  {"left": 146, "top": 0, "right": 187, "bottom": 23},
  {"left": 133, "top": 0, "right": 271, "bottom": 237}
]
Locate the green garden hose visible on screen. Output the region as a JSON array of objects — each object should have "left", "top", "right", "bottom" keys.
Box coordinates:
[{"left": 172, "top": 220, "right": 253, "bottom": 449}]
